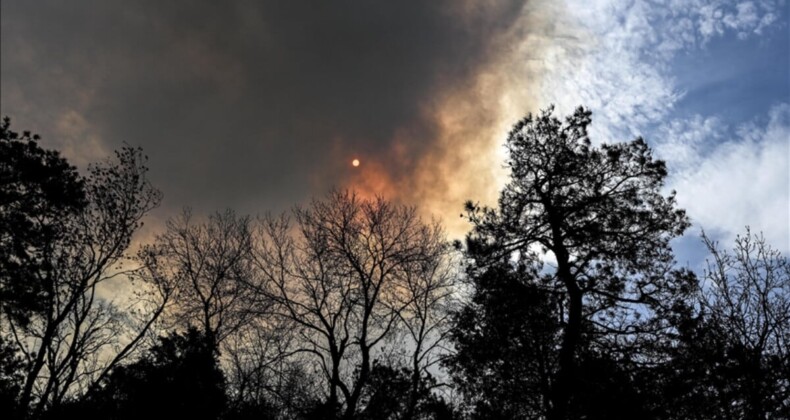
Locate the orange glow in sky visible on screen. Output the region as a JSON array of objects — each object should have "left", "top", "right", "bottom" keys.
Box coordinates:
[{"left": 352, "top": 158, "right": 360, "bottom": 167}]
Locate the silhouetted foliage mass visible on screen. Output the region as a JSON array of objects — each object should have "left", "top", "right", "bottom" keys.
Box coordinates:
[
  {"left": 51, "top": 328, "right": 225, "bottom": 420},
  {"left": 446, "top": 259, "right": 662, "bottom": 419},
  {"left": 0, "top": 117, "right": 86, "bottom": 326},
  {"left": 0, "top": 336, "right": 26, "bottom": 419},
  {"left": 446, "top": 261, "right": 559, "bottom": 418},
  {"left": 357, "top": 361, "right": 455, "bottom": 420}
]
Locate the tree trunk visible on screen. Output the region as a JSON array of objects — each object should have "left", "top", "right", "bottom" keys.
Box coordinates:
[
  {"left": 328, "top": 346, "right": 342, "bottom": 414},
  {"left": 404, "top": 347, "right": 422, "bottom": 420},
  {"left": 343, "top": 345, "right": 370, "bottom": 420},
  {"left": 548, "top": 254, "right": 581, "bottom": 420},
  {"left": 19, "top": 322, "right": 55, "bottom": 418}
]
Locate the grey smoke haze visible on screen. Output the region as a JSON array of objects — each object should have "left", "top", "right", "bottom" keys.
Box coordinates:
[{"left": 1, "top": 0, "right": 526, "bottom": 222}]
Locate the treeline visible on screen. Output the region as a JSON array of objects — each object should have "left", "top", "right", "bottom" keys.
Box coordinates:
[{"left": 1, "top": 108, "right": 787, "bottom": 420}]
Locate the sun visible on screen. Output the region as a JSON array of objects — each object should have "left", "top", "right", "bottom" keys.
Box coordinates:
[{"left": 352, "top": 158, "right": 360, "bottom": 167}]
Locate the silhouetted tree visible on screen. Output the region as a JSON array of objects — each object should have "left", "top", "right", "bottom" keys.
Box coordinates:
[
  {"left": 140, "top": 208, "right": 299, "bottom": 416},
  {"left": 446, "top": 260, "right": 559, "bottom": 419},
  {"left": 0, "top": 119, "right": 165, "bottom": 418},
  {"left": 0, "top": 117, "right": 86, "bottom": 327},
  {"left": 223, "top": 320, "right": 304, "bottom": 419},
  {"left": 447, "top": 256, "right": 670, "bottom": 419},
  {"left": 0, "top": 336, "right": 26, "bottom": 419},
  {"left": 140, "top": 208, "right": 259, "bottom": 346},
  {"left": 78, "top": 328, "right": 226, "bottom": 420},
  {"left": 255, "top": 191, "right": 449, "bottom": 419},
  {"left": 464, "top": 106, "right": 693, "bottom": 420},
  {"left": 663, "top": 230, "right": 790, "bottom": 419},
  {"left": 357, "top": 360, "right": 456, "bottom": 420},
  {"left": 395, "top": 233, "right": 457, "bottom": 420},
  {"left": 568, "top": 348, "right": 658, "bottom": 420},
  {"left": 358, "top": 361, "right": 412, "bottom": 420}
]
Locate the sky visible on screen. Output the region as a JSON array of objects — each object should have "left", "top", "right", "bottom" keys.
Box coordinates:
[{"left": 2, "top": 0, "right": 788, "bottom": 269}]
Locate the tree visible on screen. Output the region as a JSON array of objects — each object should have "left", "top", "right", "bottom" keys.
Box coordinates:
[
  {"left": 392, "top": 224, "right": 456, "bottom": 420},
  {"left": 0, "top": 336, "right": 27, "bottom": 419},
  {"left": 447, "top": 258, "right": 668, "bottom": 420},
  {"left": 0, "top": 117, "right": 86, "bottom": 327},
  {"left": 140, "top": 208, "right": 299, "bottom": 418},
  {"left": 223, "top": 315, "right": 301, "bottom": 419},
  {"left": 67, "top": 328, "right": 226, "bottom": 420},
  {"left": 464, "top": 106, "right": 692, "bottom": 419},
  {"left": 357, "top": 360, "right": 457, "bottom": 420},
  {"left": 255, "top": 191, "right": 449, "bottom": 419},
  {"left": 140, "top": 209, "right": 259, "bottom": 346},
  {"left": 664, "top": 229, "right": 790, "bottom": 419},
  {"left": 446, "top": 260, "right": 559, "bottom": 419},
  {"left": 0, "top": 119, "right": 165, "bottom": 418}
]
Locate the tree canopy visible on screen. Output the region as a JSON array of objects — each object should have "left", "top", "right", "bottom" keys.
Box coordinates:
[
  {"left": 0, "top": 117, "right": 86, "bottom": 326},
  {"left": 465, "top": 106, "right": 694, "bottom": 419}
]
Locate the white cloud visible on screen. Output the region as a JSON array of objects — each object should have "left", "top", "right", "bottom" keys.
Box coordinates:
[
  {"left": 661, "top": 104, "right": 790, "bottom": 252},
  {"left": 698, "top": 0, "right": 782, "bottom": 39},
  {"left": 530, "top": 0, "right": 783, "bottom": 143},
  {"left": 531, "top": 0, "right": 678, "bottom": 142},
  {"left": 655, "top": 115, "right": 727, "bottom": 169}
]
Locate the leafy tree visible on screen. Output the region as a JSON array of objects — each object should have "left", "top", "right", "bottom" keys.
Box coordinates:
[
  {"left": 0, "top": 336, "right": 26, "bottom": 419},
  {"left": 0, "top": 118, "right": 166, "bottom": 418},
  {"left": 66, "top": 328, "right": 226, "bottom": 420},
  {"left": 447, "top": 255, "right": 667, "bottom": 420},
  {"left": 568, "top": 348, "right": 658, "bottom": 420},
  {"left": 0, "top": 117, "right": 86, "bottom": 326},
  {"left": 446, "top": 260, "right": 559, "bottom": 419},
  {"left": 464, "top": 106, "right": 693, "bottom": 419},
  {"left": 357, "top": 360, "right": 456, "bottom": 420},
  {"left": 357, "top": 361, "right": 413, "bottom": 420}
]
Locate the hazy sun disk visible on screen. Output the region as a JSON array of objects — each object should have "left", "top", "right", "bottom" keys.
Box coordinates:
[{"left": 352, "top": 158, "right": 360, "bottom": 167}]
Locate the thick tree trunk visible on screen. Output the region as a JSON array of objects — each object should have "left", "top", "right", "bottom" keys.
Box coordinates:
[
  {"left": 745, "top": 352, "right": 765, "bottom": 420},
  {"left": 19, "top": 321, "right": 55, "bottom": 418},
  {"left": 328, "top": 346, "right": 342, "bottom": 414},
  {"left": 548, "top": 253, "right": 582, "bottom": 420},
  {"left": 343, "top": 345, "right": 370, "bottom": 420},
  {"left": 404, "top": 343, "right": 422, "bottom": 420}
]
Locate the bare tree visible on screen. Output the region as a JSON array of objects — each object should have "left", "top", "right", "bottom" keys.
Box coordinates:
[
  {"left": 395, "top": 233, "right": 458, "bottom": 420},
  {"left": 141, "top": 209, "right": 259, "bottom": 346},
  {"left": 254, "top": 191, "right": 449, "bottom": 419},
  {"left": 254, "top": 210, "right": 354, "bottom": 417},
  {"left": 223, "top": 315, "right": 300, "bottom": 416},
  {"left": 697, "top": 228, "right": 790, "bottom": 419},
  {"left": 2, "top": 146, "right": 166, "bottom": 418}
]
